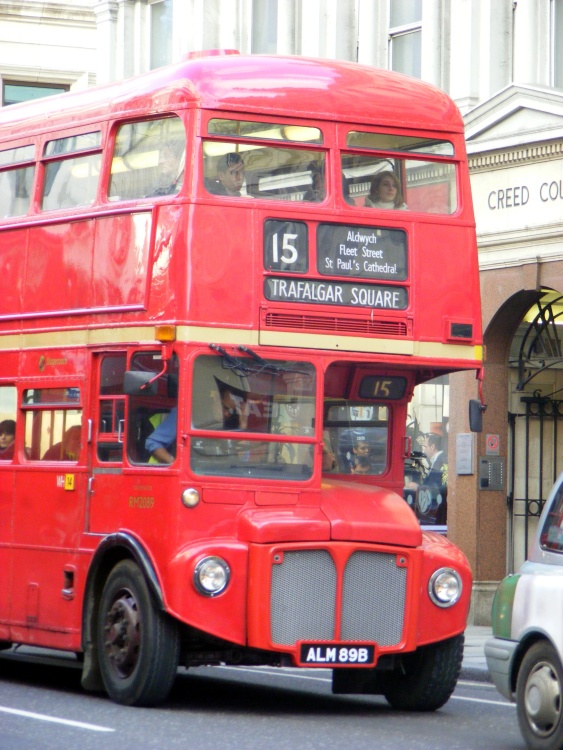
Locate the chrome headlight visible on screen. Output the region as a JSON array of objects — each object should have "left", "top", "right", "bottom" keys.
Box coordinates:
[
  {"left": 428, "top": 568, "right": 462, "bottom": 608},
  {"left": 194, "top": 556, "right": 230, "bottom": 597}
]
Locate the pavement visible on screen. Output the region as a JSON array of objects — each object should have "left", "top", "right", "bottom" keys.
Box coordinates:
[{"left": 461, "top": 624, "right": 492, "bottom": 681}]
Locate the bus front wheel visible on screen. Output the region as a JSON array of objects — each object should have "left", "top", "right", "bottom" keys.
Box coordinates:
[
  {"left": 381, "top": 634, "right": 464, "bottom": 711},
  {"left": 97, "top": 559, "right": 180, "bottom": 706}
]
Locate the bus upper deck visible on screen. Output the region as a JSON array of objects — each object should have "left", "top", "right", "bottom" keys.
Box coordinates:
[{"left": 0, "top": 52, "right": 481, "bottom": 376}]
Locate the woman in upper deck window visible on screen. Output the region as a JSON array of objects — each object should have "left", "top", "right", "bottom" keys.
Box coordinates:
[{"left": 365, "top": 171, "right": 407, "bottom": 210}]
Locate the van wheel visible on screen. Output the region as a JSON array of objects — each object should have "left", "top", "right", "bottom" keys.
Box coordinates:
[
  {"left": 382, "top": 634, "right": 463, "bottom": 711},
  {"left": 97, "top": 560, "right": 179, "bottom": 706},
  {"left": 516, "top": 640, "right": 563, "bottom": 750}
]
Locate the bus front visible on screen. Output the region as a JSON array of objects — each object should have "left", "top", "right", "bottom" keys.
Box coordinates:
[{"left": 115, "top": 59, "right": 481, "bottom": 711}]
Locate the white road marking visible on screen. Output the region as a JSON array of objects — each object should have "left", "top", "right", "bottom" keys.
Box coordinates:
[
  {"left": 0, "top": 705, "right": 115, "bottom": 732},
  {"left": 451, "top": 696, "right": 515, "bottom": 708}
]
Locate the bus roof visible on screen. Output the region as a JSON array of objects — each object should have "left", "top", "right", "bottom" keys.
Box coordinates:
[{"left": 0, "top": 52, "right": 464, "bottom": 139}]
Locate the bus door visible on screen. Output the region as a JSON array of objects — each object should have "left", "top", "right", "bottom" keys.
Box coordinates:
[
  {"left": 88, "top": 353, "right": 127, "bottom": 533},
  {"left": 88, "top": 351, "right": 179, "bottom": 534},
  {"left": 10, "top": 382, "right": 86, "bottom": 643}
]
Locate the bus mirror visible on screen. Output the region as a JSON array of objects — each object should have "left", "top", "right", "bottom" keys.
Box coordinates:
[
  {"left": 469, "top": 399, "right": 486, "bottom": 433},
  {"left": 124, "top": 370, "right": 158, "bottom": 396}
]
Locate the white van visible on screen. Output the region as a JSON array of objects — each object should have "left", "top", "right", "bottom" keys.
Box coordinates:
[{"left": 486, "top": 474, "right": 563, "bottom": 750}]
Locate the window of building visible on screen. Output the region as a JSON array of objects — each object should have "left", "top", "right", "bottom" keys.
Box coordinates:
[
  {"left": 252, "top": 0, "right": 278, "bottom": 53},
  {"left": 554, "top": 0, "right": 563, "bottom": 88},
  {"left": 2, "top": 82, "right": 68, "bottom": 107},
  {"left": 150, "top": 0, "right": 173, "bottom": 69},
  {"left": 389, "top": 0, "right": 422, "bottom": 78}
]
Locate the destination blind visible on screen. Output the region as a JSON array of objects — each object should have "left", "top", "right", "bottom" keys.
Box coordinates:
[
  {"left": 264, "top": 277, "right": 408, "bottom": 310},
  {"left": 317, "top": 224, "right": 407, "bottom": 281}
]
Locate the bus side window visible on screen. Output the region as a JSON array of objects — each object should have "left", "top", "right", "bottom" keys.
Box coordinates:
[
  {"left": 109, "top": 116, "right": 186, "bottom": 201},
  {"left": 21, "top": 388, "right": 82, "bottom": 462},
  {"left": 97, "top": 354, "right": 126, "bottom": 463},
  {"left": 126, "top": 352, "right": 179, "bottom": 465},
  {"left": 0, "top": 165, "right": 35, "bottom": 218},
  {"left": 42, "top": 153, "right": 101, "bottom": 211},
  {"left": 42, "top": 424, "right": 82, "bottom": 461},
  {"left": 0, "top": 385, "right": 17, "bottom": 461}
]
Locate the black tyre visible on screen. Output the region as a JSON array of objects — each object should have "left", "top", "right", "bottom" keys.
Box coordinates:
[
  {"left": 97, "top": 559, "right": 180, "bottom": 706},
  {"left": 382, "top": 634, "right": 464, "bottom": 711},
  {"left": 516, "top": 640, "right": 563, "bottom": 750}
]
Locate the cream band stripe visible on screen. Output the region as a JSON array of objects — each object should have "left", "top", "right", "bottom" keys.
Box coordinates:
[{"left": 0, "top": 325, "right": 482, "bottom": 361}]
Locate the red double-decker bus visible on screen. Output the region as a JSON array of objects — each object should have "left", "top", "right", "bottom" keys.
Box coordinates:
[{"left": 0, "top": 51, "right": 482, "bottom": 709}]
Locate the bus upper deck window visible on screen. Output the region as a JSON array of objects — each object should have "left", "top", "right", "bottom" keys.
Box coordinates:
[
  {"left": 0, "top": 144, "right": 35, "bottom": 219},
  {"left": 109, "top": 116, "right": 186, "bottom": 201},
  {"left": 343, "top": 131, "right": 457, "bottom": 214},
  {"left": 41, "top": 132, "right": 102, "bottom": 212},
  {"left": 203, "top": 142, "right": 326, "bottom": 203},
  {"left": 204, "top": 117, "right": 324, "bottom": 203}
]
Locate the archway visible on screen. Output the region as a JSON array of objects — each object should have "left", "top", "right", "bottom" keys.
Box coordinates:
[{"left": 508, "top": 290, "right": 563, "bottom": 570}]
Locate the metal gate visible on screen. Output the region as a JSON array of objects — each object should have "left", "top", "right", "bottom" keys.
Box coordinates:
[
  {"left": 508, "top": 395, "right": 563, "bottom": 571},
  {"left": 508, "top": 293, "right": 563, "bottom": 570}
]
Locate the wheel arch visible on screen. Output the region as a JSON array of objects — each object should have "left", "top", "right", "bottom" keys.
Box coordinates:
[
  {"left": 511, "top": 631, "right": 557, "bottom": 694},
  {"left": 80, "top": 532, "right": 164, "bottom": 692}
]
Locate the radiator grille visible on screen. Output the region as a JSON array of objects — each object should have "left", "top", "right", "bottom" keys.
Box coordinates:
[
  {"left": 270, "top": 549, "right": 407, "bottom": 647},
  {"left": 264, "top": 312, "right": 408, "bottom": 337},
  {"left": 341, "top": 551, "right": 406, "bottom": 645},
  {"left": 271, "top": 550, "right": 336, "bottom": 645}
]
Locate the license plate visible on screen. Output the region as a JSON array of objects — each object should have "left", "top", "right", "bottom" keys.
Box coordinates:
[{"left": 299, "top": 643, "right": 375, "bottom": 666}]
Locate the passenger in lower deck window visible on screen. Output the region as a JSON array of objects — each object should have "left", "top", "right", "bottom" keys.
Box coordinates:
[
  {"left": 42, "top": 424, "right": 82, "bottom": 461},
  {"left": 0, "top": 419, "right": 15, "bottom": 460},
  {"left": 145, "top": 408, "right": 178, "bottom": 465},
  {"left": 322, "top": 441, "right": 336, "bottom": 472}
]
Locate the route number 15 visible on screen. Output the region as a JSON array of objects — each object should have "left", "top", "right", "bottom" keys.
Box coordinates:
[{"left": 264, "top": 220, "right": 308, "bottom": 273}]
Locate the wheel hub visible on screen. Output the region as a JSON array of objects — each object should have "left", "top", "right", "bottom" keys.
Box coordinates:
[
  {"left": 525, "top": 661, "right": 562, "bottom": 737},
  {"left": 103, "top": 590, "right": 140, "bottom": 679}
]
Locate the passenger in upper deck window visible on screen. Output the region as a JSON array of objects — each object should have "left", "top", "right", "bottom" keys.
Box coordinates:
[
  {"left": 303, "top": 163, "right": 325, "bottom": 202},
  {"left": 151, "top": 143, "right": 185, "bottom": 197},
  {"left": 365, "top": 171, "right": 407, "bottom": 210},
  {"left": 0, "top": 419, "right": 15, "bottom": 460},
  {"left": 206, "top": 152, "right": 245, "bottom": 197}
]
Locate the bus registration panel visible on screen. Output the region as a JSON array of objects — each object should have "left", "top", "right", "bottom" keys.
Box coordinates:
[{"left": 298, "top": 642, "right": 376, "bottom": 666}]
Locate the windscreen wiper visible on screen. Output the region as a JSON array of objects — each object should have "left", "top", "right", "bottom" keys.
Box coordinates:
[
  {"left": 209, "top": 343, "right": 310, "bottom": 378},
  {"left": 237, "top": 345, "right": 311, "bottom": 377}
]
